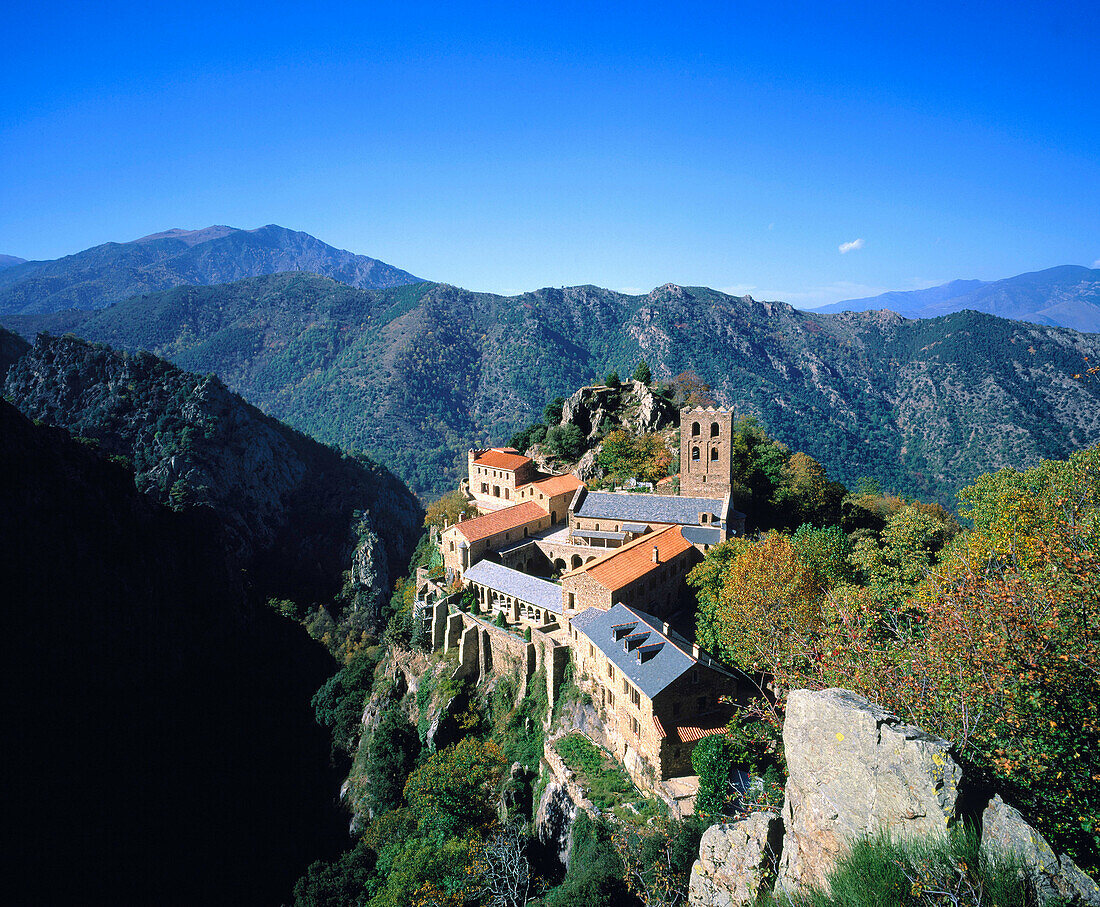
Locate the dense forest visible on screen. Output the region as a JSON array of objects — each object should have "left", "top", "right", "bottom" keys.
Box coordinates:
[{"left": 6, "top": 273, "right": 1098, "bottom": 505}]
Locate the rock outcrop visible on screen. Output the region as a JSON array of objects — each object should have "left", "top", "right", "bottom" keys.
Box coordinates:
[
  {"left": 687, "top": 688, "right": 1100, "bottom": 906},
  {"left": 689, "top": 813, "right": 782, "bottom": 907},
  {"left": 558, "top": 379, "right": 676, "bottom": 441},
  {"left": 777, "top": 688, "right": 962, "bottom": 893},
  {"left": 982, "top": 795, "right": 1100, "bottom": 906}
]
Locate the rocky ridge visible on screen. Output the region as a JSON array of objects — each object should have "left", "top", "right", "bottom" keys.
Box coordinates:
[{"left": 3, "top": 334, "right": 423, "bottom": 620}]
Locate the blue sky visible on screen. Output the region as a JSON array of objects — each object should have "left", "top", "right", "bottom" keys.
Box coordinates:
[{"left": 2, "top": 1, "right": 1097, "bottom": 306}]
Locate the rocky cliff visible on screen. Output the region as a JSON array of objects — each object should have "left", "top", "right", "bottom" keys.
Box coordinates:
[
  {"left": 688, "top": 689, "right": 1100, "bottom": 906},
  {"left": 3, "top": 334, "right": 423, "bottom": 621}
]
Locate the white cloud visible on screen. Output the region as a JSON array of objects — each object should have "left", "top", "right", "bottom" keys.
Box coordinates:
[
  {"left": 1092, "top": 259, "right": 1100, "bottom": 269},
  {"left": 838, "top": 238, "right": 865, "bottom": 254},
  {"left": 718, "top": 284, "right": 756, "bottom": 297},
  {"left": 616, "top": 287, "right": 645, "bottom": 295}
]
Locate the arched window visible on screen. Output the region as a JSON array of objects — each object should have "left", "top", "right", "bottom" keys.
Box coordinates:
[
  {"left": 691, "top": 447, "right": 700, "bottom": 461},
  {"left": 710, "top": 422, "right": 720, "bottom": 437},
  {"left": 691, "top": 422, "right": 700, "bottom": 437},
  {"left": 571, "top": 555, "right": 583, "bottom": 569},
  {"left": 711, "top": 447, "right": 719, "bottom": 461}
]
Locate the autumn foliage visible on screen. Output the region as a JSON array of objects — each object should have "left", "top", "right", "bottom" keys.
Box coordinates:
[{"left": 690, "top": 445, "right": 1100, "bottom": 870}]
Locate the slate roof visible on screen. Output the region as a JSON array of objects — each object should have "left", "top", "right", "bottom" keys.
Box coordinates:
[
  {"left": 570, "top": 603, "right": 698, "bottom": 698},
  {"left": 571, "top": 528, "right": 627, "bottom": 541},
  {"left": 563, "top": 526, "right": 693, "bottom": 590},
  {"left": 474, "top": 448, "right": 532, "bottom": 471},
  {"left": 463, "top": 560, "right": 563, "bottom": 614},
  {"left": 680, "top": 525, "right": 724, "bottom": 547},
  {"left": 573, "top": 490, "right": 726, "bottom": 525},
  {"left": 453, "top": 501, "right": 546, "bottom": 543}
]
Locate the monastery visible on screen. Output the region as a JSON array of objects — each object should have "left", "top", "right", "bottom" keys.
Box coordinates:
[{"left": 420, "top": 406, "right": 751, "bottom": 797}]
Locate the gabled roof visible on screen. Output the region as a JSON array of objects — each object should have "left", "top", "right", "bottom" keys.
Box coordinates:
[
  {"left": 563, "top": 525, "right": 693, "bottom": 591},
  {"left": 570, "top": 603, "right": 698, "bottom": 699},
  {"left": 463, "top": 560, "right": 562, "bottom": 614},
  {"left": 573, "top": 490, "right": 727, "bottom": 525},
  {"left": 450, "top": 501, "right": 546, "bottom": 543},
  {"left": 525, "top": 473, "right": 582, "bottom": 497},
  {"left": 474, "top": 448, "right": 532, "bottom": 471}
]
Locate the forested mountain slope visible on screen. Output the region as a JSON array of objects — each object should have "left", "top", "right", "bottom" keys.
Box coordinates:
[
  {"left": 6, "top": 275, "right": 1100, "bottom": 503},
  {"left": 0, "top": 400, "right": 346, "bottom": 904},
  {"left": 3, "top": 334, "right": 423, "bottom": 620},
  {"left": 0, "top": 224, "right": 422, "bottom": 315}
]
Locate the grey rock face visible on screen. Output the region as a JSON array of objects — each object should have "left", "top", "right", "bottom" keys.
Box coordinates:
[
  {"left": 982, "top": 795, "right": 1100, "bottom": 906},
  {"left": 536, "top": 781, "right": 582, "bottom": 868},
  {"left": 688, "top": 813, "right": 782, "bottom": 907},
  {"left": 777, "top": 688, "right": 962, "bottom": 894}
]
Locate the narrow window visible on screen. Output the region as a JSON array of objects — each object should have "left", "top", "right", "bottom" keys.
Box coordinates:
[
  {"left": 691, "top": 447, "right": 700, "bottom": 461},
  {"left": 711, "top": 447, "right": 719, "bottom": 461},
  {"left": 691, "top": 422, "right": 700, "bottom": 437},
  {"left": 710, "top": 422, "right": 719, "bottom": 437}
]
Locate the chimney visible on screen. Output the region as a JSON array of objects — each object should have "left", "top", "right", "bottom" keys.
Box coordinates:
[
  {"left": 652, "top": 545, "right": 659, "bottom": 564},
  {"left": 662, "top": 621, "right": 670, "bottom": 634},
  {"left": 692, "top": 644, "right": 700, "bottom": 658}
]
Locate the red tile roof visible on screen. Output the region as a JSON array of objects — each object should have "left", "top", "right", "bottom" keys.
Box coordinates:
[
  {"left": 564, "top": 525, "right": 692, "bottom": 591},
  {"left": 524, "top": 473, "right": 582, "bottom": 497},
  {"left": 453, "top": 501, "right": 546, "bottom": 544},
  {"left": 474, "top": 448, "right": 532, "bottom": 471},
  {"left": 676, "top": 725, "right": 729, "bottom": 743}
]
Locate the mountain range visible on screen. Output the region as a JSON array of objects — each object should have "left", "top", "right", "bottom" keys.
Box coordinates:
[
  {"left": 817, "top": 265, "right": 1100, "bottom": 333},
  {"left": 6, "top": 272, "right": 1098, "bottom": 505},
  {"left": 0, "top": 224, "right": 422, "bottom": 315}
]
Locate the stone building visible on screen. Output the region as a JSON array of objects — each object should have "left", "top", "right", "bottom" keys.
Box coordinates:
[
  {"left": 559, "top": 525, "right": 701, "bottom": 619},
  {"left": 441, "top": 501, "right": 551, "bottom": 579},
  {"left": 515, "top": 472, "right": 582, "bottom": 524},
  {"left": 679, "top": 407, "right": 735, "bottom": 498},
  {"left": 468, "top": 447, "right": 540, "bottom": 511},
  {"left": 568, "top": 603, "right": 743, "bottom": 782}
]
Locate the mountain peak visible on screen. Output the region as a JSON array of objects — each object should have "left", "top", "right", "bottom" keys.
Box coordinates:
[{"left": 133, "top": 225, "right": 242, "bottom": 246}]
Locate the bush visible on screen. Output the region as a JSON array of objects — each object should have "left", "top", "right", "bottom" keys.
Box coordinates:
[
  {"left": 544, "top": 813, "right": 632, "bottom": 907},
  {"left": 780, "top": 826, "right": 1035, "bottom": 907}
]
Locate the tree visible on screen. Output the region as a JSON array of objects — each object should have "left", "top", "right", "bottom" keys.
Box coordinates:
[
  {"left": 598, "top": 429, "right": 672, "bottom": 485},
  {"left": 632, "top": 361, "right": 652, "bottom": 384},
  {"left": 361, "top": 705, "right": 421, "bottom": 816},
  {"left": 403, "top": 737, "right": 507, "bottom": 842},
  {"left": 605, "top": 370, "right": 621, "bottom": 387},
  {"left": 670, "top": 371, "right": 715, "bottom": 407},
  {"left": 613, "top": 819, "right": 703, "bottom": 907},
  {"left": 423, "top": 490, "right": 476, "bottom": 528},
  {"left": 544, "top": 424, "right": 585, "bottom": 461},
  {"left": 472, "top": 821, "right": 535, "bottom": 907}
]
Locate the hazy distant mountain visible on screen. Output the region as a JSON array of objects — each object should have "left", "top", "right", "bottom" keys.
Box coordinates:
[
  {"left": 0, "top": 224, "right": 422, "bottom": 315},
  {"left": 0, "top": 254, "right": 27, "bottom": 269},
  {"left": 10, "top": 273, "right": 1099, "bottom": 505},
  {"left": 817, "top": 266, "right": 1100, "bottom": 333}
]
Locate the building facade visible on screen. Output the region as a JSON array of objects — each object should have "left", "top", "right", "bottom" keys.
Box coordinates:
[{"left": 679, "top": 407, "right": 735, "bottom": 498}]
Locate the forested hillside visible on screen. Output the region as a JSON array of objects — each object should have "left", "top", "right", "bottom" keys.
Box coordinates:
[
  {"left": 0, "top": 224, "right": 422, "bottom": 314},
  {"left": 3, "top": 334, "right": 423, "bottom": 622},
  {"left": 9, "top": 274, "right": 1099, "bottom": 505}
]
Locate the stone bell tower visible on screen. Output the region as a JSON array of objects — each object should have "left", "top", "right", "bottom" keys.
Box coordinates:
[{"left": 679, "top": 407, "right": 734, "bottom": 498}]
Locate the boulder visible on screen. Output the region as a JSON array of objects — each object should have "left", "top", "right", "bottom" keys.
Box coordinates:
[
  {"left": 688, "top": 813, "right": 782, "bottom": 907},
  {"left": 777, "top": 688, "right": 962, "bottom": 894},
  {"left": 981, "top": 795, "right": 1100, "bottom": 905}
]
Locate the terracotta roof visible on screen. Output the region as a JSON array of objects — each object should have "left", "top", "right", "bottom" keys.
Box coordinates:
[
  {"left": 564, "top": 525, "right": 692, "bottom": 591},
  {"left": 526, "top": 473, "right": 582, "bottom": 496},
  {"left": 474, "top": 448, "right": 532, "bottom": 471},
  {"left": 676, "top": 724, "right": 728, "bottom": 743},
  {"left": 453, "top": 501, "right": 546, "bottom": 544}
]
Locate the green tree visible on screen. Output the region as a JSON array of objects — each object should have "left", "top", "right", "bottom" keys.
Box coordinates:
[{"left": 632, "top": 361, "right": 652, "bottom": 384}]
